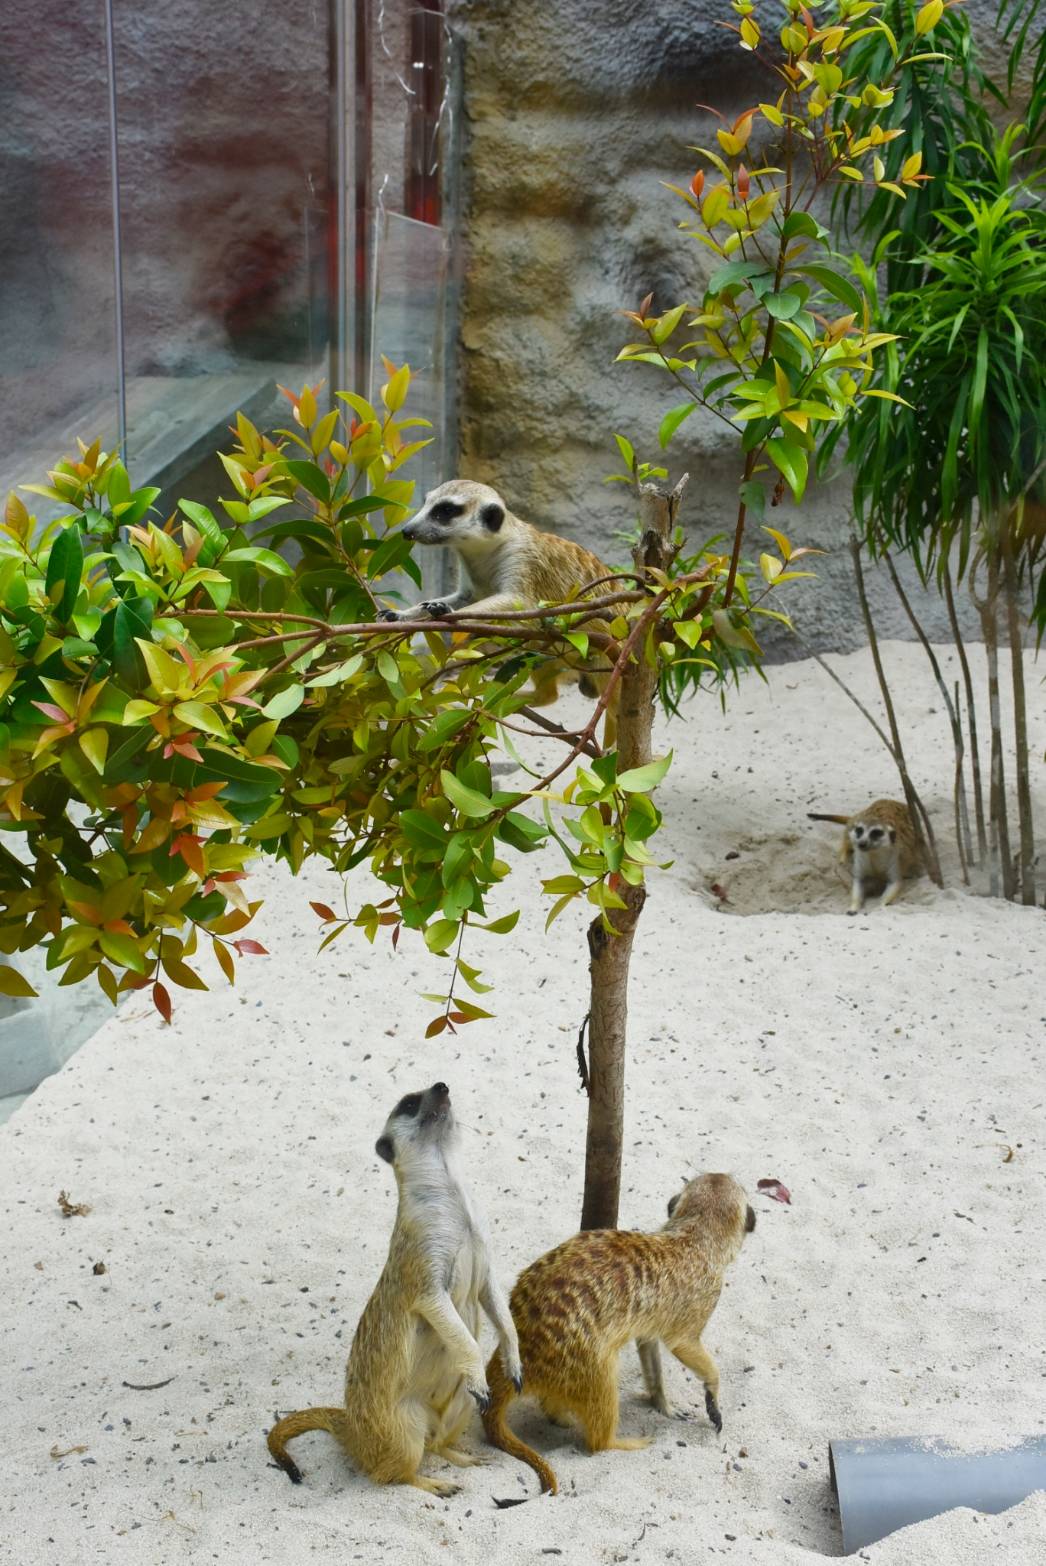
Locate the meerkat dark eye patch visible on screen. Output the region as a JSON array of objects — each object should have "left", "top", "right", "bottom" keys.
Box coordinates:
[
  {"left": 745, "top": 1204, "right": 756, "bottom": 1233},
  {"left": 375, "top": 1135, "right": 394, "bottom": 1164},
  {"left": 395, "top": 1093, "right": 422, "bottom": 1119},
  {"left": 480, "top": 502, "right": 505, "bottom": 532},
  {"left": 429, "top": 501, "right": 463, "bottom": 524}
]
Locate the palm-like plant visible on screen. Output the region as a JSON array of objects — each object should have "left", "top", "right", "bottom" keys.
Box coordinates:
[{"left": 837, "top": 123, "right": 1045, "bottom": 903}]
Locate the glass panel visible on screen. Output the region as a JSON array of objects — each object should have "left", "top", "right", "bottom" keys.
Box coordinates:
[
  {"left": 0, "top": 1, "right": 120, "bottom": 505},
  {"left": 110, "top": 0, "right": 337, "bottom": 491}
]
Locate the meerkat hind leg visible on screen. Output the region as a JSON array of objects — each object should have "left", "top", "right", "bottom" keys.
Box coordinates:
[
  {"left": 538, "top": 1392, "right": 575, "bottom": 1429},
  {"left": 411, "top": 1474, "right": 462, "bottom": 1497},
  {"left": 881, "top": 877, "right": 904, "bottom": 907},
  {"left": 433, "top": 1445, "right": 486, "bottom": 1468},
  {"left": 637, "top": 1339, "right": 679, "bottom": 1418},
  {"left": 575, "top": 1365, "right": 652, "bottom": 1454}
]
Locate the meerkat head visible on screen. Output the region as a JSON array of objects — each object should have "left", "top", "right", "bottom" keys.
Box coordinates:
[
  {"left": 401, "top": 480, "right": 508, "bottom": 555},
  {"left": 665, "top": 1172, "right": 755, "bottom": 1256},
  {"left": 374, "top": 1081, "right": 455, "bottom": 1167},
  {"left": 849, "top": 817, "right": 894, "bottom": 851}
]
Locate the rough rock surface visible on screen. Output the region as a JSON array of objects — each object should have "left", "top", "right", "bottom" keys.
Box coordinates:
[{"left": 447, "top": 0, "right": 1034, "bottom": 653}]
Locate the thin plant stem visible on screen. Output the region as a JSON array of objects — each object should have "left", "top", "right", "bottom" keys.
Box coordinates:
[
  {"left": 943, "top": 557, "right": 987, "bottom": 865},
  {"left": 1001, "top": 531, "right": 1036, "bottom": 905},
  {"left": 879, "top": 545, "right": 970, "bottom": 886},
  {"left": 849, "top": 538, "right": 943, "bottom": 886}
]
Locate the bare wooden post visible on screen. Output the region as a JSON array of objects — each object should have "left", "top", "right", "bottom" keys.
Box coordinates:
[
  {"left": 580, "top": 475, "right": 685, "bottom": 1233},
  {"left": 943, "top": 560, "right": 987, "bottom": 867}
]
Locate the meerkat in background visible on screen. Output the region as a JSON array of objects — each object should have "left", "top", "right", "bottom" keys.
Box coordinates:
[
  {"left": 481, "top": 1171, "right": 755, "bottom": 1498},
  {"left": 378, "top": 479, "right": 619, "bottom": 740},
  {"left": 808, "top": 798, "right": 924, "bottom": 914},
  {"left": 266, "top": 1082, "right": 522, "bottom": 1497}
]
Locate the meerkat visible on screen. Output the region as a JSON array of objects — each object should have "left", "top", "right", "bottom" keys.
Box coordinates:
[
  {"left": 377, "top": 479, "right": 620, "bottom": 741},
  {"left": 481, "top": 1171, "right": 755, "bottom": 1498},
  {"left": 807, "top": 798, "right": 924, "bottom": 914},
  {"left": 266, "top": 1082, "right": 522, "bottom": 1497}
]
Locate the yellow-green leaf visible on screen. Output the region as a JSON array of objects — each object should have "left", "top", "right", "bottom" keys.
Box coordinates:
[
  {"left": 915, "top": 0, "right": 943, "bottom": 36},
  {"left": 0, "top": 965, "right": 37, "bottom": 998},
  {"left": 79, "top": 728, "right": 109, "bottom": 774}
]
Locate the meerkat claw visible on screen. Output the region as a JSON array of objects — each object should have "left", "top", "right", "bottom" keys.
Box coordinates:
[
  {"left": 705, "top": 1390, "right": 723, "bottom": 1433},
  {"left": 512, "top": 1373, "right": 524, "bottom": 1393},
  {"left": 470, "top": 1386, "right": 491, "bottom": 1413},
  {"left": 420, "top": 599, "right": 452, "bottom": 618},
  {"left": 376, "top": 608, "right": 400, "bottom": 622}
]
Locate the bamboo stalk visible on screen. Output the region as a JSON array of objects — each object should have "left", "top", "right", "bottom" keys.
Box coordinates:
[{"left": 976, "top": 552, "right": 1014, "bottom": 898}]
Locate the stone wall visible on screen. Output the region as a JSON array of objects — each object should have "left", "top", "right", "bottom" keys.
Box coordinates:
[{"left": 447, "top": 0, "right": 1029, "bottom": 653}]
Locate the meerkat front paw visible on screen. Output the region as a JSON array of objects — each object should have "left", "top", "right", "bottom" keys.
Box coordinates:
[
  {"left": 467, "top": 1380, "right": 491, "bottom": 1413},
  {"left": 704, "top": 1389, "right": 723, "bottom": 1433},
  {"left": 500, "top": 1342, "right": 524, "bottom": 1392},
  {"left": 420, "top": 599, "right": 454, "bottom": 618}
]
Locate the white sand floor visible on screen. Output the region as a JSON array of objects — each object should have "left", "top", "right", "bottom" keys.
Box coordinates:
[{"left": 1, "top": 642, "right": 1044, "bottom": 1564}]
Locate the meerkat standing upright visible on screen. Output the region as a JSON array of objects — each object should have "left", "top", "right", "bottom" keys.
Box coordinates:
[
  {"left": 807, "top": 798, "right": 924, "bottom": 913},
  {"left": 378, "top": 479, "right": 620, "bottom": 741},
  {"left": 481, "top": 1171, "right": 755, "bottom": 1497},
  {"left": 266, "top": 1082, "right": 522, "bottom": 1496}
]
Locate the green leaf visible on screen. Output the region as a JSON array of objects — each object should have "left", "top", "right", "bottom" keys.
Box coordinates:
[
  {"left": 0, "top": 965, "right": 38, "bottom": 997},
  {"left": 424, "top": 919, "right": 459, "bottom": 955},
  {"left": 795, "top": 264, "right": 863, "bottom": 316},
  {"left": 98, "top": 931, "right": 147, "bottom": 974},
  {"left": 739, "top": 479, "right": 766, "bottom": 519},
  {"left": 658, "top": 400, "right": 699, "bottom": 448},
  {"left": 262, "top": 683, "right": 306, "bottom": 720},
  {"left": 616, "top": 752, "right": 673, "bottom": 792},
  {"left": 765, "top": 438, "right": 809, "bottom": 502},
  {"left": 651, "top": 303, "right": 688, "bottom": 345},
  {"left": 613, "top": 434, "right": 636, "bottom": 471},
  {"left": 440, "top": 769, "right": 495, "bottom": 819},
  {"left": 764, "top": 291, "right": 803, "bottom": 321},
  {"left": 222, "top": 547, "right": 294, "bottom": 578},
  {"left": 178, "top": 500, "right": 225, "bottom": 565},
  {"left": 173, "top": 701, "right": 228, "bottom": 737},
  {"left": 45, "top": 525, "right": 84, "bottom": 622},
  {"left": 283, "top": 460, "right": 331, "bottom": 503},
  {"left": 480, "top": 910, "right": 520, "bottom": 935},
  {"left": 707, "top": 260, "right": 770, "bottom": 297}
]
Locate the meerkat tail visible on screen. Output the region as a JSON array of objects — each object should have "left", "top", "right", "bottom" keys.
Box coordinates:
[
  {"left": 481, "top": 1353, "right": 559, "bottom": 1498},
  {"left": 806, "top": 812, "right": 850, "bottom": 824},
  {"left": 266, "top": 1406, "right": 345, "bottom": 1484}
]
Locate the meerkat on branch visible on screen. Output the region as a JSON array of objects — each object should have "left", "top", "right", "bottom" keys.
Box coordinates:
[
  {"left": 377, "top": 479, "right": 619, "bottom": 738},
  {"left": 266, "top": 1082, "right": 522, "bottom": 1497},
  {"left": 808, "top": 798, "right": 924, "bottom": 913},
  {"left": 481, "top": 1171, "right": 756, "bottom": 1498}
]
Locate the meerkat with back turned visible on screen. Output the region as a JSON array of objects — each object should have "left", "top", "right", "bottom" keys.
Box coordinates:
[
  {"left": 266, "top": 1082, "right": 522, "bottom": 1497},
  {"left": 378, "top": 479, "right": 619, "bottom": 739},
  {"left": 481, "top": 1171, "right": 756, "bottom": 1498},
  {"left": 807, "top": 798, "right": 924, "bottom": 914}
]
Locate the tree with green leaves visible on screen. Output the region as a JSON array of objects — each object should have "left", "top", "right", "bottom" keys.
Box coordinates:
[{"left": 0, "top": 0, "right": 936, "bottom": 1225}]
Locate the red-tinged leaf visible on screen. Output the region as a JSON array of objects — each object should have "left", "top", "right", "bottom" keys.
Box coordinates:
[
  {"left": 690, "top": 169, "right": 705, "bottom": 198},
  {"left": 67, "top": 900, "right": 102, "bottom": 925},
  {"left": 171, "top": 834, "right": 205, "bottom": 877},
  {"left": 170, "top": 737, "right": 205, "bottom": 764},
  {"left": 33, "top": 702, "right": 71, "bottom": 724},
  {"left": 233, "top": 939, "right": 268, "bottom": 956},
  {"left": 391, "top": 924, "right": 400, "bottom": 951},
  {"left": 310, "top": 901, "right": 338, "bottom": 923},
  {"left": 153, "top": 982, "right": 172, "bottom": 1024},
  {"left": 425, "top": 1014, "right": 449, "bottom": 1038},
  {"left": 757, "top": 1178, "right": 791, "bottom": 1204}
]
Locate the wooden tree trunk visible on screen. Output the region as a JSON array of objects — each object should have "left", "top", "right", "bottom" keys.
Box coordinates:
[{"left": 579, "top": 476, "right": 685, "bottom": 1232}]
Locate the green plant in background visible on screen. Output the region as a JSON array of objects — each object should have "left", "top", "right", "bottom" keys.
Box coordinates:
[
  {"left": 614, "top": 0, "right": 943, "bottom": 846},
  {"left": 0, "top": 361, "right": 803, "bottom": 1226},
  {"left": 823, "top": 0, "right": 1046, "bottom": 907},
  {"left": 838, "top": 125, "right": 1045, "bottom": 904}
]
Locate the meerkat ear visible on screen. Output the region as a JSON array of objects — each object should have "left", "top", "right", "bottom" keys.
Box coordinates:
[
  {"left": 745, "top": 1204, "right": 756, "bottom": 1233},
  {"left": 375, "top": 1135, "right": 394, "bottom": 1164},
  {"left": 480, "top": 502, "right": 505, "bottom": 532},
  {"left": 666, "top": 1192, "right": 680, "bottom": 1218}
]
